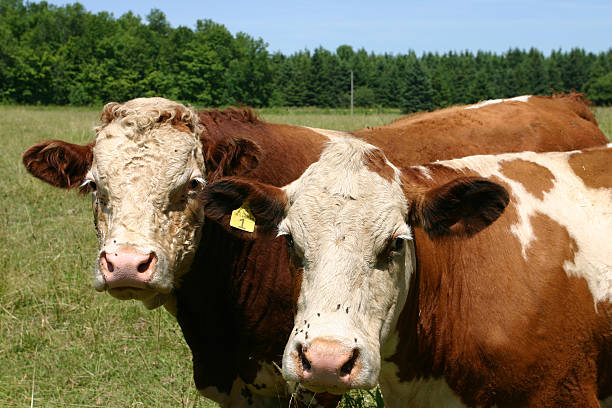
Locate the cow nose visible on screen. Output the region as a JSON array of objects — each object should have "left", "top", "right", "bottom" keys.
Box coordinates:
[
  {"left": 295, "top": 339, "right": 360, "bottom": 389},
  {"left": 99, "top": 249, "right": 157, "bottom": 289}
]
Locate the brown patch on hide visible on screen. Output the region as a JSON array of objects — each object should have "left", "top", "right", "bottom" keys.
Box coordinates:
[
  {"left": 158, "top": 108, "right": 196, "bottom": 134},
  {"left": 499, "top": 159, "right": 556, "bottom": 200},
  {"left": 569, "top": 148, "right": 612, "bottom": 190},
  {"left": 364, "top": 148, "right": 395, "bottom": 182},
  {"left": 99, "top": 102, "right": 118, "bottom": 124}
]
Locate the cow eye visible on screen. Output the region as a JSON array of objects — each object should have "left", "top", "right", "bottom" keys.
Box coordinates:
[
  {"left": 391, "top": 237, "right": 405, "bottom": 253},
  {"left": 79, "top": 179, "right": 97, "bottom": 194},
  {"left": 187, "top": 177, "right": 204, "bottom": 192}
]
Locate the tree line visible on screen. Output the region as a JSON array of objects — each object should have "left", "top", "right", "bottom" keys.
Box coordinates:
[{"left": 2, "top": 0, "right": 612, "bottom": 112}]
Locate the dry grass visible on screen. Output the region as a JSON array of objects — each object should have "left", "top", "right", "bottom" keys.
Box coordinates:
[{"left": 1, "top": 105, "right": 611, "bottom": 407}]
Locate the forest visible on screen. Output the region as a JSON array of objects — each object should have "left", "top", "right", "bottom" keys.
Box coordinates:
[{"left": 2, "top": 0, "right": 612, "bottom": 112}]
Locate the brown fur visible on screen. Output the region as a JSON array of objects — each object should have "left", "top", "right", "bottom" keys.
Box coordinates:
[
  {"left": 364, "top": 148, "right": 395, "bottom": 182},
  {"left": 569, "top": 148, "right": 612, "bottom": 190},
  {"left": 22, "top": 140, "right": 94, "bottom": 188},
  {"left": 203, "top": 137, "right": 263, "bottom": 183},
  {"left": 499, "top": 159, "right": 556, "bottom": 200},
  {"left": 355, "top": 93, "right": 606, "bottom": 166}
]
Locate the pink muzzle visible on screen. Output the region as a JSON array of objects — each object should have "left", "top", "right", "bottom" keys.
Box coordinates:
[{"left": 99, "top": 249, "right": 157, "bottom": 289}]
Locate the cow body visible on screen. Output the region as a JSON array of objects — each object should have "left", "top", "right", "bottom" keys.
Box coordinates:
[
  {"left": 384, "top": 146, "right": 612, "bottom": 407},
  {"left": 23, "top": 95, "right": 608, "bottom": 407},
  {"left": 203, "top": 140, "right": 612, "bottom": 407}
]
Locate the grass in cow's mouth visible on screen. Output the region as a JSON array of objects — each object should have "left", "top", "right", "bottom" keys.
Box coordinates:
[{"left": 1, "top": 105, "right": 610, "bottom": 407}]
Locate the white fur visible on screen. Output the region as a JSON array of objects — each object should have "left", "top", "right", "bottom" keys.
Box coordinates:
[
  {"left": 465, "top": 95, "right": 531, "bottom": 110},
  {"left": 305, "top": 126, "right": 353, "bottom": 140},
  {"left": 438, "top": 149, "right": 612, "bottom": 304}
]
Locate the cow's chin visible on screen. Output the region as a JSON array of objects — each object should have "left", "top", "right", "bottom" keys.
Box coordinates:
[
  {"left": 107, "top": 287, "right": 170, "bottom": 310},
  {"left": 299, "top": 383, "right": 351, "bottom": 395}
]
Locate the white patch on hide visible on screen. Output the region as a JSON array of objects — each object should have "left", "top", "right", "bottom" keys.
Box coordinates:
[
  {"left": 437, "top": 149, "right": 612, "bottom": 304},
  {"left": 465, "top": 95, "right": 531, "bottom": 110},
  {"left": 305, "top": 126, "right": 353, "bottom": 140},
  {"left": 379, "top": 332, "right": 476, "bottom": 408},
  {"left": 413, "top": 165, "right": 433, "bottom": 180}
]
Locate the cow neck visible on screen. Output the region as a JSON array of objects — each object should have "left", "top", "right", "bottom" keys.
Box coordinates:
[
  {"left": 385, "top": 228, "right": 427, "bottom": 380},
  {"left": 175, "top": 219, "right": 294, "bottom": 393},
  {"left": 386, "top": 225, "right": 472, "bottom": 381}
]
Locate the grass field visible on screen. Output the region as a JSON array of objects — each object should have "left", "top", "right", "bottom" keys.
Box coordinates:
[{"left": 1, "top": 105, "right": 610, "bottom": 408}]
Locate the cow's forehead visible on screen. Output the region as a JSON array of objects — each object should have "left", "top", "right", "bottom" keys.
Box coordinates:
[
  {"left": 282, "top": 137, "right": 407, "bottom": 247},
  {"left": 92, "top": 122, "right": 203, "bottom": 193}
]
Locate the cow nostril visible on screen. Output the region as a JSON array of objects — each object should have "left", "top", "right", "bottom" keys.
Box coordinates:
[
  {"left": 137, "top": 254, "right": 154, "bottom": 273},
  {"left": 102, "top": 253, "right": 115, "bottom": 272},
  {"left": 298, "top": 343, "right": 311, "bottom": 372},
  {"left": 340, "top": 348, "right": 359, "bottom": 377}
]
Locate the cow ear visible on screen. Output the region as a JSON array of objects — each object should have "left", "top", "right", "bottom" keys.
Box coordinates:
[
  {"left": 22, "top": 140, "right": 94, "bottom": 189},
  {"left": 409, "top": 177, "right": 509, "bottom": 239},
  {"left": 203, "top": 136, "right": 262, "bottom": 182},
  {"left": 201, "top": 176, "right": 287, "bottom": 240}
]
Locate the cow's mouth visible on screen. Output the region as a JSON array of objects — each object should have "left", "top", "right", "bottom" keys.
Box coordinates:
[{"left": 107, "top": 286, "right": 158, "bottom": 301}]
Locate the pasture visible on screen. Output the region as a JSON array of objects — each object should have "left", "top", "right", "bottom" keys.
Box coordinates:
[{"left": 1, "top": 105, "right": 610, "bottom": 407}]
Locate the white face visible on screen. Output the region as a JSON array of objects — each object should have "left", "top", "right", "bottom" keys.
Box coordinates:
[
  {"left": 280, "top": 137, "right": 415, "bottom": 393},
  {"left": 85, "top": 98, "right": 205, "bottom": 309}
]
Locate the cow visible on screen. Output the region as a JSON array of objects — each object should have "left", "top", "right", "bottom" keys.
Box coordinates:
[
  {"left": 202, "top": 137, "right": 612, "bottom": 407},
  {"left": 22, "top": 94, "right": 607, "bottom": 407}
]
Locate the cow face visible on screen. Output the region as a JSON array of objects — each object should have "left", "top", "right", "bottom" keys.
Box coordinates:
[
  {"left": 202, "top": 136, "right": 508, "bottom": 394},
  {"left": 83, "top": 98, "right": 207, "bottom": 309},
  {"left": 23, "top": 97, "right": 261, "bottom": 311}
]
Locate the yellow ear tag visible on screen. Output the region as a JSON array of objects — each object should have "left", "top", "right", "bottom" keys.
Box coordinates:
[{"left": 230, "top": 202, "right": 256, "bottom": 232}]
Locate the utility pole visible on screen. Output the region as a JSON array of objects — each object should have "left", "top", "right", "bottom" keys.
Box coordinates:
[{"left": 350, "top": 70, "right": 354, "bottom": 116}]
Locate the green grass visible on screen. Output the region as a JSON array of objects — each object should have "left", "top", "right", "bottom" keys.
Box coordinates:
[
  {"left": 592, "top": 106, "right": 612, "bottom": 141},
  {"left": 259, "top": 107, "right": 402, "bottom": 131},
  {"left": 1, "top": 105, "right": 611, "bottom": 407}
]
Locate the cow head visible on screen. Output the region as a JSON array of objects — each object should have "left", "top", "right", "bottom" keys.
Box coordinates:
[
  {"left": 202, "top": 136, "right": 508, "bottom": 394},
  {"left": 23, "top": 97, "right": 261, "bottom": 310}
]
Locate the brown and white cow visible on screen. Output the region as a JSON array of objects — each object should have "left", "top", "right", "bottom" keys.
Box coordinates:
[
  {"left": 23, "top": 95, "right": 608, "bottom": 407},
  {"left": 202, "top": 137, "right": 612, "bottom": 407}
]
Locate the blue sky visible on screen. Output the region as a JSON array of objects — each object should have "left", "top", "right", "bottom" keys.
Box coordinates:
[{"left": 57, "top": 0, "right": 611, "bottom": 55}]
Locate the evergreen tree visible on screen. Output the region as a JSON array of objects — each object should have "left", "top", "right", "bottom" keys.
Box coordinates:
[
  {"left": 0, "top": 1, "right": 611, "bottom": 107},
  {"left": 400, "top": 56, "right": 434, "bottom": 113},
  {"left": 587, "top": 72, "right": 612, "bottom": 105},
  {"left": 522, "top": 48, "right": 549, "bottom": 95}
]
